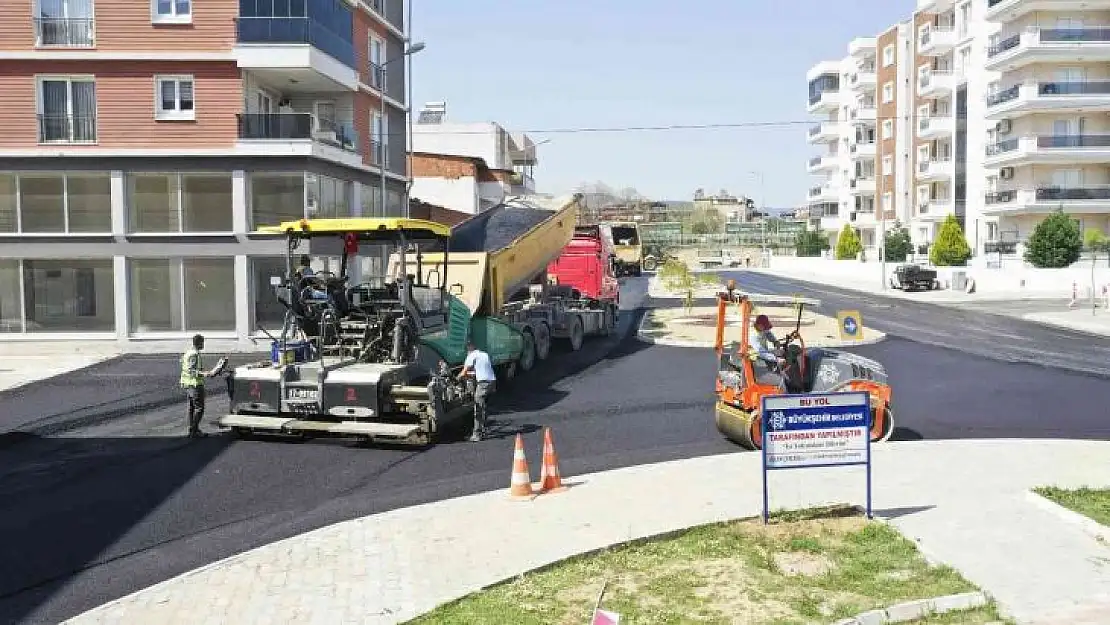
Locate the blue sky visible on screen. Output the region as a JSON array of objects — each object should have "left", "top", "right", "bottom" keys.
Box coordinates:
[{"left": 410, "top": 0, "right": 909, "bottom": 207}]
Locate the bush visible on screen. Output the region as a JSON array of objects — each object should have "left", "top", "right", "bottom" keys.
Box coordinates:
[
  {"left": 1024, "top": 209, "right": 1081, "bottom": 268},
  {"left": 929, "top": 215, "right": 972, "bottom": 266},
  {"left": 795, "top": 230, "right": 829, "bottom": 257},
  {"left": 835, "top": 224, "right": 861, "bottom": 260},
  {"left": 883, "top": 223, "right": 912, "bottom": 262},
  {"left": 1083, "top": 228, "right": 1108, "bottom": 252}
]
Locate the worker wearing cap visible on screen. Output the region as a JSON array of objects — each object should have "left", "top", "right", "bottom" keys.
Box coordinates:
[
  {"left": 458, "top": 340, "right": 496, "bottom": 442},
  {"left": 747, "top": 314, "right": 786, "bottom": 387},
  {"left": 180, "top": 334, "right": 225, "bottom": 439}
]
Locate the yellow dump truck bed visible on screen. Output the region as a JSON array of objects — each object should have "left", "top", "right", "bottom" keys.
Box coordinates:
[{"left": 408, "top": 194, "right": 582, "bottom": 316}]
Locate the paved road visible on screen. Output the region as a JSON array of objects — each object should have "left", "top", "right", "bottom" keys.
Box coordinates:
[
  {"left": 4, "top": 278, "right": 1110, "bottom": 624},
  {"left": 726, "top": 271, "right": 1110, "bottom": 378}
]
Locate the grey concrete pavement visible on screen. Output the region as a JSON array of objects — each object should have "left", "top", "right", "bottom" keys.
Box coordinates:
[{"left": 62, "top": 439, "right": 1110, "bottom": 625}]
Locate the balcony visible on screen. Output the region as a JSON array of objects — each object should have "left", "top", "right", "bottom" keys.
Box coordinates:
[
  {"left": 918, "top": 71, "right": 955, "bottom": 98},
  {"left": 849, "top": 178, "right": 877, "bottom": 195},
  {"left": 807, "top": 155, "right": 837, "bottom": 173},
  {"left": 808, "top": 184, "right": 838, "bottom": 203},
  {"left": 37, "top": 114, "right": 96, "bottom": 144},
  {"left": 985, "top": 80, "right": 1110, "bottom": 119},
  {"left": 34, "top": 17, "right": 94, "bottom": 47},
  {"left": 807, "top": 122, "right": 839, "bottom": 144},
  {"left": 986, "top": 27, "right": 1110, "bottom": 71},
  {"left": 850, "top": 141, "right": 876, "bottom": 159},
  {"left": 917, "top": 115, "right": 954, "bottom": 139},
  {"left": 917, "top": 197, "right": 955, "bottom": 219},
  {"left": 985, "top": 0, "right": 1110, "bottom": 23},
  {"left": 917, "top": 158, "right": 954, "bottom": 181},
  {"left": 236, "top": 113, "right": 363, "bottom": 167},
  {"left": 849, "top": 69, "right": 876, "bottom": 91},
  {"left": 850, "top": 106, "right": 877, "bottom": 124},
  {"left": 982, "top": 185, "right": 1110, "bottom": 215},
  {"left": 234, "top": 17, "right": 358, "bottom": 92},
  {"left": 917, "top": 0, "right": 955, "bottom": 12},
  {"left": 849, "top": 37, "right": 876, "bottom": 59},
  {"left": 918, "top": 27, "right": 957, "bottom": 56},
  {"left": 807, "top": 90, "right": 840, "bottom": 114},
  {"left": 985, "top": 134, "right": 1110, "bottom": 166},
  {"left": 808, "top": 201, "right": 839, "bottom": 218}
]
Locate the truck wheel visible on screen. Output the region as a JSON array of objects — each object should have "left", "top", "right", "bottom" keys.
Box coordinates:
[
  {"left": 535, "top": 323, "right": 551, "bottom": 360},
  {"left": 519, "top": 330, "right": 536, "bottom": 371},
  {"left": 568, "top": 316, "right": 584, "bottom": 351}
]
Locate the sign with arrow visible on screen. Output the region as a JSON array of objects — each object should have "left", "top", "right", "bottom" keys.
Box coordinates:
[{"left": 836, "top": 310, "right": 864, "bottom": 341}]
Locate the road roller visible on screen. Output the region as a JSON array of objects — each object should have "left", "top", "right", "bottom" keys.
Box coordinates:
[{"left": 712, "top": 282, "right": 895, "bottom": 450}]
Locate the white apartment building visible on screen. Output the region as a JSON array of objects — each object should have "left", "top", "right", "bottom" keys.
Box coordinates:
[
  {"left": 410, "top": 102, "right": 540, "bottom": 214},
  {"left": 813, "top": 0, "right": 1110, "bottom": 260}
]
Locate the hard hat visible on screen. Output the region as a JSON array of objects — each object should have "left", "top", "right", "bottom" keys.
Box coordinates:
[{"left": 754, "top": 314, "right": 772, "bottom": 329}]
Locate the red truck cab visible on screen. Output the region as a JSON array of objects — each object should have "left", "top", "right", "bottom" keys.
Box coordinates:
[{"left": 546, "top": 225, "right": 620, "bottom": 305}]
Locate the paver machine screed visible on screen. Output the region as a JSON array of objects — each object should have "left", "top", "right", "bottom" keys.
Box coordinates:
[{"left": 712, "top": 283, "right": 896, "bottom": 450}]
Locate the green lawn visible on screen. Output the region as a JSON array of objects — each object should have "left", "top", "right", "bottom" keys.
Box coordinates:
[
  {"left": 1035, "top": 486, "right": 1110, "bottom": 527},
  {"left": 406, "top": 505, "right": 1007, "bottom": 625}
]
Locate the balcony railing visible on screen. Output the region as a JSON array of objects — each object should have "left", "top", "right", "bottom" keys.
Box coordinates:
[
  {"left": 38, "top": 114, "right": 96, "bottom": 143},
  {"left": 918, "top": 158, "right": 951, "bottom": 173},
  {"left": 1040, "top": 28, "right": 1110, "bottom": 43},
  {"left": 809, "top": 186, "right": 822, "bottom": 197},
  {"left": 369, "top": 62, "right": 386, "bottom": 89},
  {"left": 985, "top": 190, "right": 1016, "bottom": 204},
  {"left": 984, "top": 241, "right": 1018, "bottom": 254},
  {"left": 988, "top": 34, "right": 1020, "bottom": 57},
  {"left": 34, "top": 17, "right": 94, "bottom": 47},
  {"left": 986, "top": 85, "right": 1020, "bottom": 107},
  {"left": 808, "top": 124, "right": 822, "bottom": 136},
  {"left": 235, "top": 17, "right": 356, "bottom": 69},
  {"left": 1037, "top": 134, "right": 1110, "bottom": 148},
  {"left": 808, "top": 156, "right": 823, "bottom": 167},
  {"left": 237, "top": 113, "right": 359, "bottom": 152},
  {"left": 1036, "top": 186, "right": 1110, "bottom": 201},
  {"left": 1038, "top": 81, "right": 1110, "bottom": 96},
  {"left": 985, "top": 138, "right": 1019, "bottom": 156},
  {"left": 370, "top": 139, "right": 387, "bottom": 166}
]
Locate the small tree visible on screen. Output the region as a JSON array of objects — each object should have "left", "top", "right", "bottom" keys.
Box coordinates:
[
  {"left": 1024, "top": 209, "right": 1081, "bottom": 268},
  {"left": 929, "top": 215, "right": 972, "bottom": 266},
  {"left": 659, "top": 259, "right": 717, "bottom": 314},
  {"left": 883, "top": 223, "right": 913, "bottom": 262},
  {"left": 835, "top": 224, "right": 861, "bottom": 260},
  {"left": 795, "top": 229, "right": 829, "bottom": 257}
]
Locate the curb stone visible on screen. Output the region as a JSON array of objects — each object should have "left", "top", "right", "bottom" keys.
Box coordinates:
[
  {"left": 1026, "top": 490, "right": 1110, "bottom": 544},
  {"left": 635, "top": 308, "right": 887, "bottom": 350},
  {"left": 831, "top": 591, "right": 989, "bottom": 625}
]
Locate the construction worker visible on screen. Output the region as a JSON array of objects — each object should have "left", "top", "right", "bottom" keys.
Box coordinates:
[
  {"left": 180, "top": 334, "right": 226, "bottom": 438},
  {"left": 747, "top": 314, "right": 786, "bottom": 387},
  {"left": 457, "top": 340, "right": 496, "bottom": 442}
]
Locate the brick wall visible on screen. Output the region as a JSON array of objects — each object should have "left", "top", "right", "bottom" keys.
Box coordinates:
[{"left": 408, "top": 199, "right": 471, "bottom": 227}]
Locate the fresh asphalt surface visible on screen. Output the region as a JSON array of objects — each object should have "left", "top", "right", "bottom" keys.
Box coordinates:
[{"left": 3, "top": 275, "right": 1110, "bottom": 624}]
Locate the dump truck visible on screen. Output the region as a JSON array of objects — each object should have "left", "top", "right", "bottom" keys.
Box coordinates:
[
  {"left": 607, "top": 221, "right": 643, "bottom": 276},
  {"left": 546, "top": 224, "right": 621, "bottom": 309},
  {"left": 219, "top": 194, "right": 611, "bottom": 446}
]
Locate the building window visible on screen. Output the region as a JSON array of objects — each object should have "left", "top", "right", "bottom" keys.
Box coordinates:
[
  {"left": 23, "top": 259, "right": 115, "bottom": 333},
  {"left": 369, "top": 36, "right": 385, "bottom": 89},
  {"left": 37, "top": 76, "right": 96, "bottom": 143},
  {"left": 882, "top": 192, "right": 893, "bottom": 213},
  {"left": 34, "top": 0, "right": 96, "bottom": 47},
  {"left": 959, "top": 2, "right": 970, "bottom": 38},
  {"left": 155, "top": 75, "right": 195, "bottom": 120},
  {"left": 882, "top": 155, "right": 893, "bottom": 174},
  {"left": 3, "top": 172, "right": 111, "bottom": 233},
  {"left": 881, "top": 119, "right": 893, "bottom": 139},
  {"left": 306, "top": 174, "right": 351, "bottom": 219},
  {"left": 386, "top": 189, "right": 403, "bottom": 216},
  {"left": 371, "top": 113, "right": 385, "bottom": 166},
  {"left": 152, "top": 0, "right": 191, "bottom": 23},
  {"left": 882, "top": 45, "right": 895, "bottom": 67},
  {"left": 251, "top": 257, "right": 287, "bottom": 333},
  {"left": 0, "top": 260, "right": 22, "bottom": 332},
  {"left": 361, "top": 183, "right": 382, "bottom": 217},
  {"left": 126, "top": 173, "right": 233, "bottom": 233},
  {"left": 882, "top": 82, "right": 894, "bottom": 103},
  {"left": 250, "top": 173, "right": 305, "bottom": 228},
  {"left": 128, "top": 257, "right": 235, "bottom": 333}
]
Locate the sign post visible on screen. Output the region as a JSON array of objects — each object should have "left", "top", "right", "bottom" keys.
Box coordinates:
[
  {"left": 836, "top": 310, "right": 864, "bottom": 342},
  {"left": 760, "top": 391, "right": 872, "bottom": 523}
]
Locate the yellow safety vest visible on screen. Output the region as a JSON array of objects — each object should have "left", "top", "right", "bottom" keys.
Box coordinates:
[{"left": 180, "top": 348, "right": 203, "bottom": 388}]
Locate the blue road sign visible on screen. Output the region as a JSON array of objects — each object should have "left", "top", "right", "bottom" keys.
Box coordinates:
[
  {"left": 760, "top": 391, "right": 873, "bottom": 523},
  {"left": 842, "top": 315, "right": 858, "bottom": 335}
]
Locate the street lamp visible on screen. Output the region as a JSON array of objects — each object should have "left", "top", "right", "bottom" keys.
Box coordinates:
[{"left": 378, "top": 41, "right": 425, "bottom": 219}]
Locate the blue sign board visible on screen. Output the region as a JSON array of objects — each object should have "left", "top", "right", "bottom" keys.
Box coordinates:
[
  {"left": 842, "top": 316, "right": 858, "bottom": 335},
  {"left": 760, "top": 391, "right": 872, "bottom": 523}
]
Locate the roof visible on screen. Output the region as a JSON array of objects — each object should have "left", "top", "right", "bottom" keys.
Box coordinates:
[{"left": 256, "top": 217, "right": 451, "bottom": 239}]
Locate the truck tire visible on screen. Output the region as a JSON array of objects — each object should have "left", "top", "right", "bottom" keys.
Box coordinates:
[
  {"left": 568, "top": 316, "right": 584, "bottom": 351},
  {"left": 519, "top": 330, "right": 536, "bottom": 371},
  {"left": 534, "top": 322, "right": 551, "bottom": 360}
]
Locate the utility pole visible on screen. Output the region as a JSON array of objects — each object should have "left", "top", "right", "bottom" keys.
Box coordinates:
[
  {"left": 879, "top": 168, "right": 887, "bottom": 290},
  {"left": 378, "top": 42, "right": 425, "bottom": 219}
]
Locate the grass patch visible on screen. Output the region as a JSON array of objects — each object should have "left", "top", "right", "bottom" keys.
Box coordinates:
[
  {"left": 406, "top": 505, "right": 1006, "bottom": 625},
  {"left": 1035, "top": 486, "right": 1110, "bottom": 527}
]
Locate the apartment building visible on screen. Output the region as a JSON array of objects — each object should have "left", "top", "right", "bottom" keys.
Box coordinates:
[
  {"left": 410, "top": 102, "right": 540, "bottom": 214},
  {"left": 0, "top": 0, "right": 412, "bottom": 343},
  {"left": 979, "top": 0, "right": 1110, "bottom": 253},
  {"left": 807, "top": 29, "right": 914, "bottom": 255}
]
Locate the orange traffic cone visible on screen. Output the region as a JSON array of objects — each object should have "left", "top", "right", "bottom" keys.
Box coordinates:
[
  {"left": 509, "top": 434, "right": 535, "bottom": 501},
  {"left": 538, "top": 427, "right": 568, "bottom": 494}
]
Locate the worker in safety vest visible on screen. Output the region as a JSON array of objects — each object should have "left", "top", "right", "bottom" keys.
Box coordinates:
[
  {"left": 180, "top": 334, "right": 227, "bottom": 438},
  {"left": 746, "top": 314, "right": 786, "bottom": 387}
]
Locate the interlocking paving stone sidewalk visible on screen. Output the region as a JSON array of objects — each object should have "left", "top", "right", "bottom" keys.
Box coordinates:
[{"left": 63, "top": 440, "right": 1110, "bottom": 625}]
